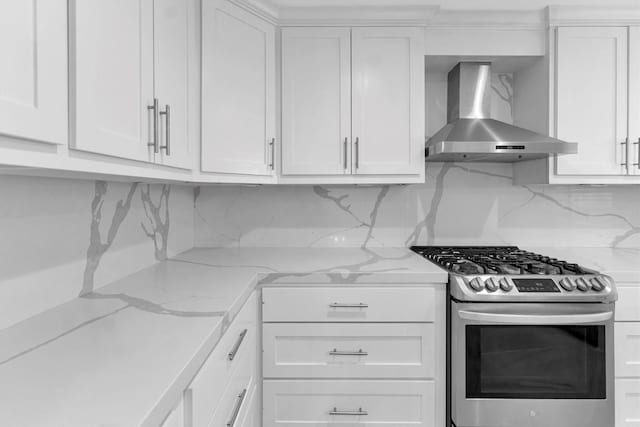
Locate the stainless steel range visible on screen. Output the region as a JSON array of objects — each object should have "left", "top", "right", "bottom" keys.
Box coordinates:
[{"left": 410, "top": 246, "right": 617, "bottom": 427}]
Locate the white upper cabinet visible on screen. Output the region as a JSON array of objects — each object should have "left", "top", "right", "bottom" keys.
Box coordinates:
[
  {"left": 153, "top": 0, "right": 192, "bottom": 169},
  {"left": 0, "top": 0, "right": 67, "bottom": 145},
  {"left": 351, "top": 27, "right": 424, "bottom": 176},
  {"left": 280, "top": 26, "right": 425, "bottom": 181},
  {"left": 201, "top": 0, "right": 276, "bottom": 177},
  {"left": 281, "top": 27, "right": 351, "bottom": 176},
  {"left": 69, "top": 0, "right": 155, "bottom": 162},
  {"left": 555, "top": 26, "right": 628, "bottom": 176}
]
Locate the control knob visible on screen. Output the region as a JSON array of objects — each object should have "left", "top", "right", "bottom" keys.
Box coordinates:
[
  {"left": 468, "top": 277, "right": 483, "bottom": 292},
  {"left": 559, "top": 277, "right": 577, "bottom": 292},
  {"left": 576, "top": 277, "right": 590, "bottom": 292},
  {"left": 590, "top": 276, "right": 607, "bottom": 292},
  {"left": 499, "top": 278, "right": 513, "bottom": 291},
  {"left": 485, "top": 278, "right": 498, "bottom": 292}
]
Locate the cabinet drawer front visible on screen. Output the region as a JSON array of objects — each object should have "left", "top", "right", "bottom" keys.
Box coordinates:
[
  {"left": 616, "top": 285, "right": 640, "bottom": 321},
  {"left": 190, "top": 293, "right": 256, "bottom": 427},
  {"left": 262, "top": 287, "right": 435, "bottom": 322},
  {"left": 616, "top": 323, "right": 640, "bottom": 378},
  {"left": 263, "top": 323, "right": 434, "bottom": 378},
  {"left": 263, "top": 380, "right": 435, "bottom": 426},
  {"left": 211, "top": 371, "right": 256, "bottom": 427},
  {"left": 616, "top": 379, "right": 640, "bottom": 427}
]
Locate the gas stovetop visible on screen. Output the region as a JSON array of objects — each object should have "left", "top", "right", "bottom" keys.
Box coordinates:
[{"left": 410, "top": 246, "right": 617, "bottom": 303}]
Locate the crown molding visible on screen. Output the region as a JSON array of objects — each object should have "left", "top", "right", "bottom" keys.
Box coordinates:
[
  {"left": 428, "top": 9, "right": 546, "bottom": 30},
  {"left": 228, "top": 0, "right": 279, "bottom": 24},
  {"left": 276, "top": 5, "right": 440, "bottom": 26},
  {"left": 548, "top": 5, "right": 640, "bottom": 26}
]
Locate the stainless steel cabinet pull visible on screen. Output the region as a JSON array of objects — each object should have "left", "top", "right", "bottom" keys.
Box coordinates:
[
  {"left": 226, "top": 389, "right": 247, "bottom": 427},
  {"left": 329, "top": 348, "right": 368, "bottom": 356},
  {"left": 159, "top": 104, "right": 170, "bottom": 156},
  {"left": 227, "top": 329, "right": 247, "bottom": 361},
  {"left": 147, "top": 98, "right": 159, "bottom": 153},
  {"left": 329, "top": 407, "right": 368, "bottom": 416},
  {"left": 329, "top": 302, "right": 368, "bottom": 308},
  {"left": 621, "top": 138, "right": 629, "bottom": 168},
  {"left": 343, "top": 137, "right": 348, "bottom": 170},
  {"left": 634, "top": 138, "right": 640, "bottom": 168},
  {"left": 355, "top": 137, "right": 360, "bottom": 169},
  {"left": 269, "top": 138, "right": 275, "bottom": 170}
]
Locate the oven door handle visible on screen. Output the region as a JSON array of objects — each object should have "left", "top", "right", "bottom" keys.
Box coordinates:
[{"left": 457, "top": 309, "right": 613, "bottom": 324}]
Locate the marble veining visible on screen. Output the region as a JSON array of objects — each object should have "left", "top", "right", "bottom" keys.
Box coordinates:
[
  {"left": 80, "top": 181, "right": 139, "bottom": 296},
  {"left": 141, "top": 184, "right": 171, "bottom": 261}
]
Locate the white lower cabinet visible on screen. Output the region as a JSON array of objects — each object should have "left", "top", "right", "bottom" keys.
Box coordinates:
[
  {"left": 262, "top": 285, "right": 444, "bottom": 427},
  {"left": 615, "top": 283, "right": 640, "bottom": 427},
  {"left": 263, "top": 380, "right": 435, "bottom": 426},
  {"left": 164, "top": 291, "right": 257, "bottom": 427},
  {"left": 263, "top": 323, "right": 434, "bottom": 378},
  {"left": 616, "top": 379, "right": 640, "bottom": 427}
]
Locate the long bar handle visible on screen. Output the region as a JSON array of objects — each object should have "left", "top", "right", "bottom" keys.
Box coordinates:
[
  {"left": 458, "top": 309, "right": 613, "bottom": 325},
  {"left": 159, "top": 104, "right": 170, "bottom": 156},
  {"left": 329, "top": 302, "right": 368, "bottom": 308},
  {"left": 329, "top": 348, "right": 368, "bottom": 356},
  {"left": 354, "top": 137, "right": 360, "bottom": 169},
  {"left": 226, "top": 389, "right": 247, "bottom": 427},
  {"left": 343, "top": 137, "right": 348, "bottom": 170},
  {"left": 269, "top": 138, "right": 275, "bottom": 170},
  {"left": 329, "top": 407, "right": 368, "bottom": 416},
  {"left": 633, "top": 138, "right": 640, "bottom": 168},
  {"left": 227, "top": 329, "right": 248, "bottom": 361},
  {"left": 147, "top": 98, "right": 159, "bottom": 153},
  {"left": 621, "top": 137, "right": 629, "bottom": 168}
]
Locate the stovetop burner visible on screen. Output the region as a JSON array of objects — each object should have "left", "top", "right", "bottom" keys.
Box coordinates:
[{"left": 410, "top": 246, "right": 596, "bottom": 276}]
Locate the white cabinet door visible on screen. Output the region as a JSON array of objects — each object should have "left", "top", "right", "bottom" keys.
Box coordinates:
[
  {"left": 628, "top": 27, "right": 640, "bottom": 176},
  {"left": 69, "top": 0, "right": 155, "bottom": 162},
  {"left": 555, "top": 26, "right": 628, "bottom": 176},
  {"left": 0, "top": 0, "right": 67, "bottom": 145},
  {"left": 201, "top": 0, "right": 275, "bottom": 176},
  {"left": 616, "top": 323, "right": 640, "bottom": 378},
  {"left": 154, "top": 0, "right": 192, "bottom": 169},
  {"left": 281, "top": 27, "right": 351, "bottom": 176},
  {"left": 263, "top": 380, "right": 435, "bottom": 427},
  {"left": 351, "top": 27, "right": 424, "bottom": 176},
  {"left": 616, "top": 379, "right": 640, "bottom": 427}
]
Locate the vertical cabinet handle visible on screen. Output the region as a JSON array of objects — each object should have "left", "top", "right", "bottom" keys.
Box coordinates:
[
  {"left": 147, "top": 98, "right": 159, "bottom": 153},
  {"left": 159, "top": 104, "right": 171, "bottom": 156},
  {"left": 329, "top": 407, "right": 368, "bottom": 416},
  {"left": 227, "top": 329, "right": 248, "bottom": 361},
  {"left": 269, "top": 138, "right": 275, "bottom": 170},
  {"left": 354, "top": 137, "right": 360, "bottom": 169},
  {"left": 621, "top": 138, "right": 628, "bottom": 168},
  {"left": 634, "top": 138, "right": 640, "bottom": 168},
  {"left": 226, "top": 389, "right": 247, "bottom": 427},
  {"left": 343, "top": 137, "right": 348, "bottom": 170}
]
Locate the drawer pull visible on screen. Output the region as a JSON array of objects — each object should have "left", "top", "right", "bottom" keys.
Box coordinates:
[
  {"left": 226, "top": 389, "right": 247, "bottom": 427},
  {"left": 329, "top": 348, "right": 368, "bottom": 356},
  {"left": 329, "top": 407, "right": 368, "bottom": 416},
  {"left": 228, "top": 329, "right": 248, "bottom": 361},
  {"left": 329, "top": 302, "right": 368, "bottom": 309}
]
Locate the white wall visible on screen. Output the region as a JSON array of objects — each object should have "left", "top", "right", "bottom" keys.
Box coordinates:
[{"left": 0, "top": 176, "right": 194, "bottom": 330}]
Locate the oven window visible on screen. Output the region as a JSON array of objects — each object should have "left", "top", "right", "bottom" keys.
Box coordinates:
[{"left": 466, "top": 325, "right": 606, "bottom": 399}]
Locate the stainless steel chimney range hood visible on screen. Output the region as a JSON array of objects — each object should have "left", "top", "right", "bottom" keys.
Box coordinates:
[{"left": 425, "top": 62, "right": 577, "bottom": 163}]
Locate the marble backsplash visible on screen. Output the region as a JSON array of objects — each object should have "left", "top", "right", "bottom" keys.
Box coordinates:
[
  {"left": 0, "top": 176, "right": 194, "bottom": 330},
  {"left": 194, "top": 163, "right": 640, "bottom": 250}
]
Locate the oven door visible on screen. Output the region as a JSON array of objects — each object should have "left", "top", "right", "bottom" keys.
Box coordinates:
[{"left": 451, "top": 302, "right": 614, "bottom": 427}]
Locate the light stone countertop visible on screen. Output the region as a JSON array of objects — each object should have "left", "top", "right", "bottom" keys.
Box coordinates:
[{"left": 0, "top": 247, "right": 446, "bottom": 427}]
